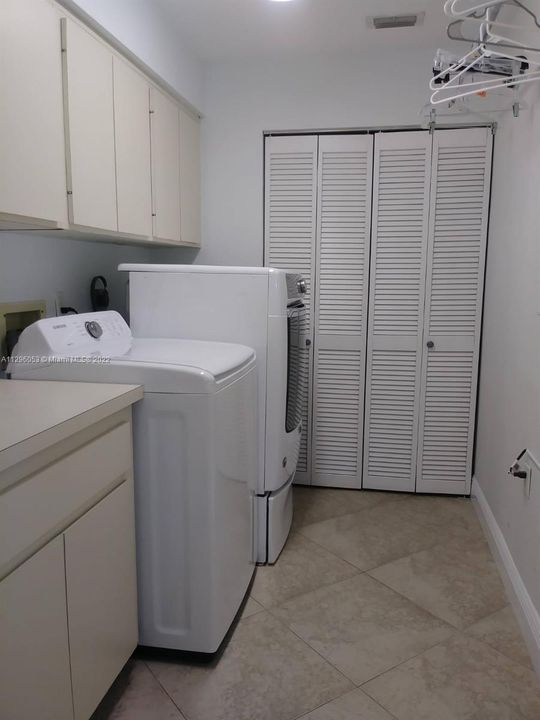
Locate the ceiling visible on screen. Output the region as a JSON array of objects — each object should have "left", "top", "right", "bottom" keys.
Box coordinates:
[{"left": 153, "top": 0, "right": 458, "bottom": 62}]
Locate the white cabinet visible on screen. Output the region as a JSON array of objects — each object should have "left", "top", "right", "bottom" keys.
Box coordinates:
[
  {"left": 179, "top": 108, "right": 201, "bottom": 246},
  {"left": 0, "top": 0, "right": 202, "bottom": 245},
  {"left": 0, "top": 0, "right": 67, "bottom": 228},
  {"left": 65, "top": 480, "right": 138, "bottom": 720},
  {"left": 150, "top": 87, "right": 182, "bottom": 243},
  {"left": 0, "top": 397, "right": 140, "bottom": 720},
  {"left": 0, "top": 537, "right": 73, "bottom": 720},
  {"left": 62, "top": 18, "right": 117, "bottom": 232},
  {"left": 113, "top": 57, "right": 153, "bottom": 238}
]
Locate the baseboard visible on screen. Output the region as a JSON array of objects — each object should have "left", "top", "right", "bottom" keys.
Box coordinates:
[{"left": 472, "top": 477, "right": 540, "bottom": 676}]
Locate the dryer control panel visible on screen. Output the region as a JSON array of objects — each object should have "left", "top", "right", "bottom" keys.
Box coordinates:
[{"left": 10, "top": 311, "right": 132, "bottom": 360}]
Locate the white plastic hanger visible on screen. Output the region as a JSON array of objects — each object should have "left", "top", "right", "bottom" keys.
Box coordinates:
[
  {"left": 430, "top": 45, "right": 540, "bottom": 105},
  {"left": 444, "top": 0, "right": 505, "bottom": 18},
  {"left": 446, "top": 7, "right": 540, "bottom": 52}
]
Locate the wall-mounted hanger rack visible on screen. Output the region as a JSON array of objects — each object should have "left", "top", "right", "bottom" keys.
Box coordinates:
[
  {"left": 431, "top": 45, "right": 540, "bottom": 105},
  {"left": 429, "top": 0, "right": 540, "bottom": 115}
]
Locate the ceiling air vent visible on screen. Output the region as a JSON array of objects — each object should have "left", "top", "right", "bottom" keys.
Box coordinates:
[{"left": 368, "top": 12, "right": 425, "bottom": 29}]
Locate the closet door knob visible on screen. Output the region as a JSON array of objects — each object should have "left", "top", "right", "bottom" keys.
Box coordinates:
[{"left": 426, "top": 340, "right": 435, "bottom": 349}]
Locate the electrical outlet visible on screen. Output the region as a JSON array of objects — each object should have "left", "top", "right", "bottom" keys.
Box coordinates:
[{"left": 55, "top": 291, "right": 64, "bottom": 317}]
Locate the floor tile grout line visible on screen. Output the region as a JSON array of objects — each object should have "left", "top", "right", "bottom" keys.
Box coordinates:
[
  {"left": 460, "top": 605, "right": 535, "bottom": 672},
  {"left": 295, "top": 512, "right": 482, "bottom": 578},
  {"left": 289, "top": 687, "right": 401, "bottom": 720},
  {"left": 251, "top": 565, "right": 364, "bottom": 612},
  {"left": 291, "top": 527, "right": 372, "bottom": 573},
  {"left": 264, "top": 608, "right": 357, "bottom": 691},
  {"left": 143, "top": 659, "right": 193, "bottom": 720},
  {"left": 358, "top": 632, "right": 460, "bottom": 695},
  {"left": 266, "top": 592, "right": 455, "bottom": 696}
]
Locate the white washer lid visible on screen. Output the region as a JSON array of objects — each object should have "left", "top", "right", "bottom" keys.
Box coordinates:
[{"left": 11, "top": 338, "right": 256, "bottom": 394}]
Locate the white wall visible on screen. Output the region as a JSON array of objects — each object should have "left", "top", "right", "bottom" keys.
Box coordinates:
[
  {"left": 195, "top": 49, "right": 435, "bottom": 266},
  {"left": 0, "top": 234, "right": 151, "bottom": 317},
  {"left": 66, "top": 0, "right": 204, "bottom": 110},
  {"left": 475, "top": 80, "right": 540, "bottom": 611}
]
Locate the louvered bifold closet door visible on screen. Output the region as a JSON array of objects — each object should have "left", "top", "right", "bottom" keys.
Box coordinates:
[
  {"left": 312, "top": 135, "right": 373, "bottom": 488},
  {"left": 264, "top": 135, "right": 318, "bottom": 484},
  {"left": 416, "top": 128, "right": 492, "bottom": 494},
  {"left": 363, "top": 132, "right": 432, "bottom": 492}
]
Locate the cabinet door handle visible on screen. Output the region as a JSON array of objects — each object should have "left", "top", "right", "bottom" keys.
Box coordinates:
[{"left": 426, "top": 340, "right": 435, "bottom": 349}]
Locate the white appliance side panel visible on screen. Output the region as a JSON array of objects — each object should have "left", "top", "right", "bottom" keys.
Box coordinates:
[
  {"left": 266, "top": 479, "right": 294, "bottom": 564},
  {"left": 134, "top": 378, "right": 256, "bottom": 653},
  {"left": 129, "top": 271, "right": 270, "bottom": 493}
]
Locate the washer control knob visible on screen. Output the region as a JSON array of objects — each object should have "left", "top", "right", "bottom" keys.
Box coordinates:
[
  {"left": 297, "top": 278, "right": 307, "bottom": 294},
  {"left": 85, "top": 320, "right": 103, "bottom": 339}
]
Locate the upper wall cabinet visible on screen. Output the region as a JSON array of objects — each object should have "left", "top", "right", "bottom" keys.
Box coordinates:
[
  {"left": 62, "top": 18, "right": 118, "bottom": 232},
  {"left": 150, "top": 87, "right": 182, "bottom": 243},
  {"left": 0, "top": 0, "right": 67, "bottom": 228},
  {"left": 113, "top": 58, "right": 153, "bottom": 238},
  {"left": 0, "top": 0, "right": 201, "bottom": 246}
]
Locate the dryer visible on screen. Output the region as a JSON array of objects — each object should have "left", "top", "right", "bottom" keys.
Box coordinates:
[
  {"left": 8, "top": 311, "right": 258, "bottom": 654},
  {"left": 119, "top": 264, "right": 307, "bottom": 563}
]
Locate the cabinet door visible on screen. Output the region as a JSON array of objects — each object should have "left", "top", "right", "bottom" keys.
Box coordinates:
[
  {"left": 416, "top": 128, "right": 492, "bottom": 494},
  {"left": 64, "top": 480, "right": 138, "bottom": 720},
  {"left": 0, "top": 537, "right": 72, "bottom": 720},
  {"left": 264, "top": 135, "right": 318, "bottom": 484},
  {"left": 312, "top": 134, "right": 373, "bottom": 488},
  {"left": 114, "top": 57, "right": 152, "bottom": 237},
  {"left": 62, "top": 18, "right": 117, "bottom": 231},
  {"left": 150, "top": 87, "right": 181, "bottom": 242},
  {"left": 363, "top": 131, "right": 432, "bottom": 492},
  {"left": 179, "top": 108, "right": 201, "bottom": 246},
  {"left": 0, "top": 0, "right": 67, "bottom": 227}
]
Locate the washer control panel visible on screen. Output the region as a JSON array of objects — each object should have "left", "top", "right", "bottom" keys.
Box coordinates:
[
  {"left": 85, "top": 320, "right": 103, "bottom": 339},
  {"left": 12, "top": 311, "right": 132, "bottom": 359}
]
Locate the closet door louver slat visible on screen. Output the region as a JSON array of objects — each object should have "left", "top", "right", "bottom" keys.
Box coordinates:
[
  {"left": 416, "top": 128, "right": 492, "bottom": 494},
  {"left": 363, "top": 132, "right": 432, "bottom": 492},
  {"left": 264, "top": 135, "right": 318, "bottom": 482},
  {"left": 312, "top": 135, "right": 373, "bottom": 488}
]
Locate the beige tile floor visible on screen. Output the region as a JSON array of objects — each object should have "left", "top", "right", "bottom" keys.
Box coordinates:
[{"left": 93, "top": 487, "right": 540, "bottom": 720}]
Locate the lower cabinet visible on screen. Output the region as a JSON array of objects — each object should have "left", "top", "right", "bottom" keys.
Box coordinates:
[
  {"left": 0, "top": 411, "right": 139, "bottom": 720},
  {"left": 65, "top": 481, "right": 138, "bottom": 720},
  {"left": 0, "top": 480, "right": 137, "bottom": 720},
  {"left": 0, "top": 537, "right": 73, "bottom": 720}
]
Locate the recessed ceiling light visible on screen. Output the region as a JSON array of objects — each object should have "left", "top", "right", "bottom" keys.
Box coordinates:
[{"left": 269, "top": 0, "right": 295, "bottom": 3}]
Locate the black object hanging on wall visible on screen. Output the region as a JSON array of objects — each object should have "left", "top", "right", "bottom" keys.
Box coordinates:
[{"left": 90, "top": 276, "right": 109, "bottom": 311}]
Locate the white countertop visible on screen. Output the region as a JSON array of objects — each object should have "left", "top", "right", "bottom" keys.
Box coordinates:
[{"left": 0, "top": 380, "right": 143, "bottom": 473}]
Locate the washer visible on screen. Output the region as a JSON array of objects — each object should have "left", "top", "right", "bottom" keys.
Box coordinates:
[
  {"left": 9, "top": 311, "right": 258, "bottom": 654},
  {"left": 119, "top": 264, "right": 307, "bottom": 563}
]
